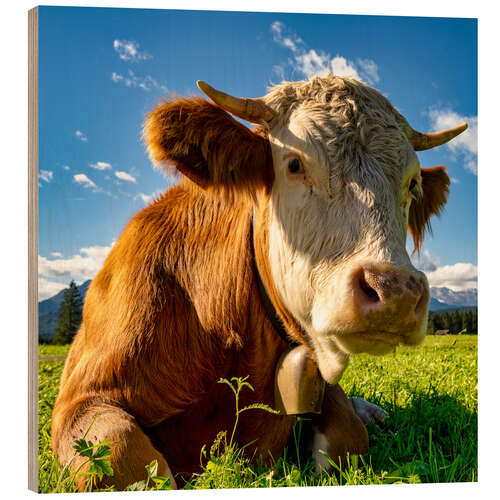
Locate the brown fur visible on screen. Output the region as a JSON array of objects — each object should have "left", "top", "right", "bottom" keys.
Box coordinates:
[
  {"left": 55, "top": 401, "right": 176, "bottom": 490},
  {"left": 313, "top": 385, "right": 369, "bottom": 461},
  {"left": 51, "top": 183, "right": 297, "bottom": 486},
  {"left": 143, "top": 97, "right": 273, "bottom": 199},
  {"left": 409, "top": 166, "right": 450, "bottom": 251}
]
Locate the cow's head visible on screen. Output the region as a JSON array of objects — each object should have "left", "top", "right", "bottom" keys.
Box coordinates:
[{"left": 143, "top": 76, "right": 467, "bottom": 383}]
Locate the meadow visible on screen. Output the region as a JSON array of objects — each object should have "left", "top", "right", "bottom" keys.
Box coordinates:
[{"left": 37, "top": 335, "right": 477, "bottom": 492}]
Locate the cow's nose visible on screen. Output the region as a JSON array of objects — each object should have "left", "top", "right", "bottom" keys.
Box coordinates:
[{"left": 353, "top": 264, "right": 429, "bottom": 324}]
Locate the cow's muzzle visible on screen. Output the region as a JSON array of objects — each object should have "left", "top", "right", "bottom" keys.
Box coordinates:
[
  {"left": 331, "top": 262, "right": 430, "bottom": 354},
  {"left": 353, "top": 263, "right": 429, "bottom": 324}
]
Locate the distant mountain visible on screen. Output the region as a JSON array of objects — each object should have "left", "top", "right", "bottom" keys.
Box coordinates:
[
  {"left": 38, "top": 280, "right": 91, "bottom": 341},
  {"left": 430, "top": 287, "right": 477, "bottom": 310},
  {"left": 429, "top": 297, "right": 456, "bottom": 311}
]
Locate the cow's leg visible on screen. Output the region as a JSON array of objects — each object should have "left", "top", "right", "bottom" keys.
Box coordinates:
[
  {"left": 349, "top": 396, "right": 388, "bottom": 426},
  {"left": 52, "top": 401, "right": 176, "bottom": 491},
  {"left": 311, "top": 384, "right": 369, "bottom": 472}
]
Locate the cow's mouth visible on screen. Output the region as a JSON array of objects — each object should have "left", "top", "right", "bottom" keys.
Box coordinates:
[
  {"left": 333, "top": 331, "right": 402, "bottom": 355},
  {"left": 330, "top": 323, "right": 427, "bottom": 356}
]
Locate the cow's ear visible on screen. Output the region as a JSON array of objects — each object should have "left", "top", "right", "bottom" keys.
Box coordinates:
[
  {"left": 143, "top": 97, "right": 273, "bottom": 198},
  {"left": 408, "top": 166, "right": 450, "bottom": 252}
]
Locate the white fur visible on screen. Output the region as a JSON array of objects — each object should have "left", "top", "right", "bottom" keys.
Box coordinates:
[
  {"left": 312, "top": 431, "right": 331, "bottom": 473},
  {"left": 350, "top": 397, "right": 388, "bottom": 425}
]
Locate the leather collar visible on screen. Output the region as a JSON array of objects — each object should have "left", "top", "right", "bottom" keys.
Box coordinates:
[{"left": 250, "top": 218, "right": 299, "bottom": 348}]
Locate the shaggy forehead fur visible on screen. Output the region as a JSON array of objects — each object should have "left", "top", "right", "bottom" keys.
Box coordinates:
[{"left": 263, "top": 75, "right": 416, "bottom": 193}]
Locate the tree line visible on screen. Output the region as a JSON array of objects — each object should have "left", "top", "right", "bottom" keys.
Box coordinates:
[
  {"left": 40, "top": 280, "right": 83, "bottom": 345},
  {"left": 427, "top": 308, "right": 478, "bottom": 335}
]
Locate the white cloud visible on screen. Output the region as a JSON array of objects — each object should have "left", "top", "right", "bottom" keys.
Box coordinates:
[
  {"left": 39, "top": 170, "right": 53, "bottom": 183},
  {"left": 425, "top": 262, "right": 477, "bottom": 292},
  {"left": 113, "top": 39, "right": 152, "bottom": 62},
  {"left": 411, "top": 249, "right": 441, "bottom": 272},
  {"left": 136, "top": 193, "right": 153, "bottom": 204},
  {"left": 111, "top": 70, "right": 167, "bottom": 93},
  {"left": 63, "top": 165, "right": 70, "bottom": 171},
  {"left": 270, "top": 21, "right": 378, "bottom": 84},
  {"left": 73, "top": 173, "right": 115, "bottom": 198},
  {"left": 271, "top": 21, "right": 301, "bottom": 53},
  {"left": 50, "top": 251, "right": 62, "bottom": 258},
  {"left": 38, "top": 277, "right": 68, "bottom": 301},
  {"left": 428, "top": 108, "right": 478, "bottom": 175},
  {"left": 115, "top": 171, "right": 137, "bottom": 183},
  {"left": 75, "top": 130, "right": 88, "bottom": 142},
  {"left": 411, "top": 249, "right": 477, "bottom": 291},
  {"left": 135, "top": 189, "right": 163, "bottom": 205},
  {"left": 89, "top": 161, "right": 112, "bottom": 170},
  {"left": 38, "top": 243, "right": 114, "bottom": 281},
  {"left": 272, "top": 63, "right": 286, "bottom": 81},
  {"left": 356, "top": 59, "right": 380, "bottom": 83},
  {"left": 295, "top": 49, "right": 333, "bottom": 79},
  {"left": 329, "top": 56, "right": 361, "bottom": 81},
  {"left": 73, "top": 173, "right": 96, "bottom": 189},
  {"left": 111, "top": 72, "right": 123, "bottom": 83}
]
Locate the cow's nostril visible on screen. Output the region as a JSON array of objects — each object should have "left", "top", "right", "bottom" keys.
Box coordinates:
[{"left": 359, "top": 273, "right": 380, "bottom": 303}]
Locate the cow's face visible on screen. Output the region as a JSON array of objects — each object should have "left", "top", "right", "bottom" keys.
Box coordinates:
[
  {"left": 259, "top": 80, "right": 435, "bottom": 380},
  {"left": 144, "top": 76, "right": 464, "bottom": 384}
]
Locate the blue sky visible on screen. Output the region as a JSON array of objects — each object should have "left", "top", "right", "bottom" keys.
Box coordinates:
[{"left": 37, "top": 6, "right": 477, "bottom": 300}]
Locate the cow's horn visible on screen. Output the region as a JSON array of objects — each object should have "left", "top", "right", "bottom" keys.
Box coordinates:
[
  {"left": 197, "top": 80, "right": 276, "bottom": 124},
  {"left": 408, "top": 122, "right": 468, "bottom": 151}
]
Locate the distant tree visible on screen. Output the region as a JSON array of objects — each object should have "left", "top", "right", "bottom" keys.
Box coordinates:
[
  {"left": 427, "top": 315, "right": 434, "bottom": 335},
  {"left": 461, "top": 310, "right": 473, "bottom": 334},
  {"left": 428, "top": 313, "right": 440, "bottom": 334},
  {"left": 440, "top": 311, "right": 450, "bottom": 331},
  {"left": 427, "top": 308, "right": 477, "bottom": 335},
  {"left": 450, "top": 310, "right": 462, "bottom": 334},
  {"left": 472, "top": 309, "right": 478, "bottom": 335},
  {"left": 431, "top": 312, "right": 444, "bottom": 333},
  {"left": 52, "top": 280, "right": 83, "bottom": 345},
  {"left": 427, "top": 308, "right": 478, "bottom": 335}
]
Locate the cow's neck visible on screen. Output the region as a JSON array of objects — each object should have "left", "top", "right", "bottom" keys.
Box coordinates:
[{"left": 252, "top": 201, "right": 312, "bottom": 350}]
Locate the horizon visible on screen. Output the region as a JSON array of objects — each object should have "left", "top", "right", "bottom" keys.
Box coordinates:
[{"left": 37, "top": 7, "right": 477, "bottom": 300}]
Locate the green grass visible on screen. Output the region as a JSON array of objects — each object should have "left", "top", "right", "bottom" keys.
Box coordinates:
[
  {"left": 37, "top": 335, "right": 477, "bottom": 491},
  {"left": 38, "top": 359, "right": 67, "bottom": 492},
  {"left": 38, "top": 344, "right": 71, "bottom": 357}
]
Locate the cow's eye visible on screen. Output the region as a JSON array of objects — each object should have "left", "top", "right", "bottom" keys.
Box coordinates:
[
  {"left": 409, "top": 178, "right": 418, "bottom": 192},
  {"left": 288, "top": 158, "right": 303, "bottom": 174}
]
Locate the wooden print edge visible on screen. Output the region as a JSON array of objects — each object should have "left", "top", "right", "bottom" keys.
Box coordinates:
[{"left": 28, "top": 5, "right": 39, "bottom": 493}]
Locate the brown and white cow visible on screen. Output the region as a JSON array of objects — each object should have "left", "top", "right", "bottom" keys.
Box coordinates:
[{"left": 51, "top": 75, "right": 466, "bottom": 489}]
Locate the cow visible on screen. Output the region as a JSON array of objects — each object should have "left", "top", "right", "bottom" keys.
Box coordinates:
[{"left": 51, "top": 74, "right": 466, "bottom": 490}]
